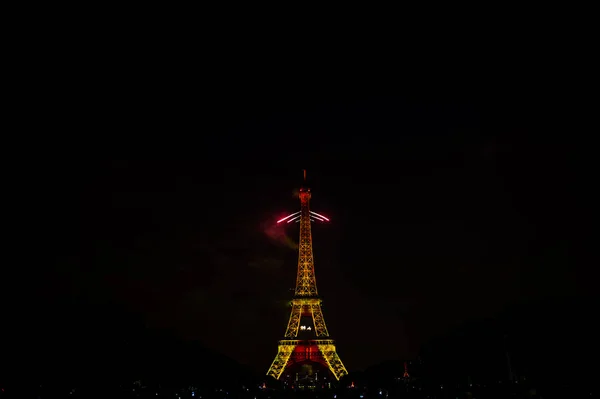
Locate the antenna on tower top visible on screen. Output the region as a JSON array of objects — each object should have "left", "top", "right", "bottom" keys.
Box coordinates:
[{"left": 303, "top": 169, "right": 307, "bottom": 182}]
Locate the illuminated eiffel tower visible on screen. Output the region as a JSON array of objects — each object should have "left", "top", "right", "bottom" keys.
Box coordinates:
[{"left": 266, "top": 171, "right": 348, "bottom": 382}]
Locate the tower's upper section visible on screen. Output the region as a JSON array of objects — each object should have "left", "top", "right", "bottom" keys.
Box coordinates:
[{"left": 295, "top": 171, "right": 318, "bottom": 297}]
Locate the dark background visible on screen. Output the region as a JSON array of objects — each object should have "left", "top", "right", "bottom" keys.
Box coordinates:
[{"left": 2, "top": 57, "right": 595, "bottom": 384}]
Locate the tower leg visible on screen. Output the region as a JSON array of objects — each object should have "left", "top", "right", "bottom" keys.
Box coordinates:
[
  {"left": 284, "top": 303, "right": 302, "bottom": 338},
  {"left": 310, "top": 303, "right": 330, "bottom": 337},
  {"left": 318, "top": 343, "right": 348, "bottom": 380},
  {"left": 267, "top": 343, "right": 296, "bottom": 379}
]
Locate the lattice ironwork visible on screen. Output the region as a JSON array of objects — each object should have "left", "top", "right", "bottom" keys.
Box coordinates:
[
  {"left": 310, "top": 302, "right": 330, "bottom": 337},
  {"left": 266, "top": 342, "right": 296, "bottom": 379},
  {"left": 284, "top": 302, "right": 302, "bottom": 338},
  {"left": 267, "top": 172, "right": 348, "bottom": 381},
  {"left": 318, "top": 343, "right": 349, "bottom": 380},
  {"left": 295, "top": 188, "right": 318, "bottom": 296}
]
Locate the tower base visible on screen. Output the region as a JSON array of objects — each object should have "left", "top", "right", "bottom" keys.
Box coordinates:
[{"left": 267, "top": 339, "right": 348, "bottom": 381}]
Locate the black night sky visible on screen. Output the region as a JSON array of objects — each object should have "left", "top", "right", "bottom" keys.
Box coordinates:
[{"left": 3, "top": 69, "right": 595, "bottom": 382}]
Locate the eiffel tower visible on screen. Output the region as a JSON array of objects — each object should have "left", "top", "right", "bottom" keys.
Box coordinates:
[{"left": 266, "top": 171, "right": 348, "bottom": 382}]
